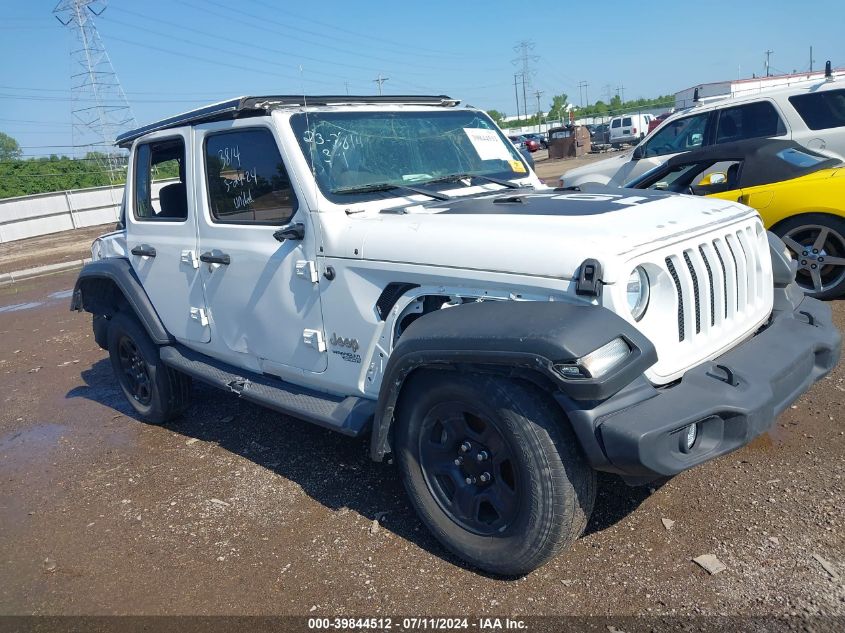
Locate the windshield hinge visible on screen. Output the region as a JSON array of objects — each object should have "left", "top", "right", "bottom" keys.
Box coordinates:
[{"left": 575, "top": 259, "right": 603, "bottom": 297}]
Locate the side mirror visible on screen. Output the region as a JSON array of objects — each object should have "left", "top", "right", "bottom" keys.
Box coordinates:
[
  {"left": 697, "top": 172, "right": 727, "bottom": 186},
  {"left": 654, "top": 181, "right": 669, "bottom": 191},
  {"left": 632, "top": 145, "right": 644, "bottom": 160},
  {"left": 273, "top": 222, "right": 305, "bottom": 242}
]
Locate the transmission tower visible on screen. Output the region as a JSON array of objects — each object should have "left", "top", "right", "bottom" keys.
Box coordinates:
[
  {"left": 512, "top": 41, "right": 538, "bottom": 122},
  {"left": 53, "top": 0, "right": 135, "bottom": 181}
]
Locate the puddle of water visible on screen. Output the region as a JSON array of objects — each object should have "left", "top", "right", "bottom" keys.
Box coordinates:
[
  {"left": 0, "top": 302, "right": 44, "bottom": 313},
  {"left": 0, "top": 288, "right": 73, "bottom": 314},
  {"left": 0, "top": 423, "right": 69, "bottom": 468}
]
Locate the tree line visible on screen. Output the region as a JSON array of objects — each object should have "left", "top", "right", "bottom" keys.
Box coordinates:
[{"left": 487, "top": 92, "right": 675, "bottom": 129}]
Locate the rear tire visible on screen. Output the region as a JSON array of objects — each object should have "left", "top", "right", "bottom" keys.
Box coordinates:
[
  {"left": 395, "top": 371, "right": 595, "bottom": 576},
  {"left": 774, "top": 214, "right": 845, "bottom": 300},
  {"left": 107, "top": 311, "right": 192, "bottom": 423}
]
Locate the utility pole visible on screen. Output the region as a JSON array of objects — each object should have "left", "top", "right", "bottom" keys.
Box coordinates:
[
  {"left": 616, "top": 84, "right": 625, "bottom": 104},
  {"left": 765, "top": 50, "right": 774, "bottom": 77},
  {"left": 344, "top": 81, "right": 350, "bottom": 96},
  {"left": 578, "top": 81, "right": 589, "bottom": 107},
  {"left": 810, "top": 46, "right": 814, "bottom": 72},
  {"left": 53, "top": 0, "right": 135, "bottom": 181},
  {"left": 521, "top": 74, "right": 528, "bottom": 127},
  {"left": 534, "top": 89, "right": 543, "bottom": 133},
  {"left": 372, "top": 74, "right": 389, "bottom": 96},
  {"left": 513, "top": 73, "right": 522, "bottom": 121}
]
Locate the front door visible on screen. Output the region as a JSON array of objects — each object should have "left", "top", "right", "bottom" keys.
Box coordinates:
[
  {"left": 193, "top": 119, "right": 327, "bottom": 374},
  {"left": 127, "top": 130, "right": 210, "bottom": 343}
]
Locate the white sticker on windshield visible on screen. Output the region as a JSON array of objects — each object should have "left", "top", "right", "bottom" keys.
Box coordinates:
[{"left": 463, "top": 128, "right": 513, "bottom": 161}]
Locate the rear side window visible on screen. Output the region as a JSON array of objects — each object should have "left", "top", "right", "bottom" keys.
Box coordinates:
[
  {"left": 204, "top": 128, "right": 298, "bottom": 225},
  {"left": 133, "top": 137, "right": 187, "bottom": 221},
  {"left": 642, "top": 112, "right": 709, "bottom": 157},
  {"left": 622, "top": 117, "right": 632, "bottom": 126},
  {"left": 715, "top": 101, "right": 786, "bottom": 143},
  {"left": 611, "top": 119, "right": 621, "bottom": 128},
  {"left": 789, "top": 89, "right": 845, "bottom": 130}
]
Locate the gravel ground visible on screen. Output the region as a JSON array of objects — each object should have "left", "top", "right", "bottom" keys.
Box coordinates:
[{"left": 0, "top": 271, "right": 843, "bottom": 620}]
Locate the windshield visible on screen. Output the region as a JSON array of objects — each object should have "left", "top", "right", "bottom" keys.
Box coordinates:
[{"left": 289, "top": 110, "right": 528, "bottom": 203}]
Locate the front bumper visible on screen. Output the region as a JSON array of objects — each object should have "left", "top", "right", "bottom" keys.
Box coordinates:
[{"left": 563, "top": 295, "right": 841, "bottom": 479}]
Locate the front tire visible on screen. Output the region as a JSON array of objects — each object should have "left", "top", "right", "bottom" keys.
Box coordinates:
[
  {"left": 395, "top": 371, "right": 596, "bottom": 576},
  {"left": 106, "top": 311, "right": 192, "bottom": 423},
  {"left": 775, "top": 214, "right": 845, "bottom": 299}
]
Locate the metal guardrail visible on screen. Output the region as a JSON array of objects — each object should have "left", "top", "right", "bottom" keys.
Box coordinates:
[{"left": 0, "top": 180, "right": 174, "bottom": 243}]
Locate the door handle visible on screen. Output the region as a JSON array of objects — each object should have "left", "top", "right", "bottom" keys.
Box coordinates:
[
  {"left": 130, "top": 244, "right": 157, "bottom": 258},
  {"left": 199, "top": 251, "right": 231, "bottom": 265}
]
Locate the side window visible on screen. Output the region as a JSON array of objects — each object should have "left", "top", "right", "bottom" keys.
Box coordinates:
[
  {"left": 642, "top": 113, "right": 709, "bottom": 157},
  {"left": 611, "top": 119, "right": 621, "bottom": 129},
  {"left": 789, "top": 89, "right": 845, "bottom": 130},
  {"left": 204, "top": 128, "right": 297, "bottom": 225},
  {"left": 133, "top": 138, "right": 187, "bottom": 221},
  {"left": 622, "top": 117, "right": 632, "bottom": 127},
  {"left": 715, "top": 101, "right": 786, "bottom": 143}
]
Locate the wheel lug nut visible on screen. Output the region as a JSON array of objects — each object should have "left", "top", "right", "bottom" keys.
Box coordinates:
[
  {"left": 465, "top": 476, "right": 476, "bottom": 485},
  {"left": 813, "top": 249, "right": 819, "bottom": 254},
  {"left": 476, "top": 451, "right": 489, "bottom": 462},
  {"left": 479, "top": 472, "right": 491, "bottom": 483},
  {"left": 801, "top": 260, "right": 807, "bottom": 265},
  {"left": 802, "top": 251, "right": 808, "bottom": 256},
  {"left": 459, "top": 441, "right": 471, "bottom": 453},
  {"left": 811, "top": 264, "right": 818, "bottom": 269},
  {"left": 454, "top": 457, "right": 463, "bottom": 466},
  {"left": 818, "top": 257, "right": 824, "bottom": 262}
]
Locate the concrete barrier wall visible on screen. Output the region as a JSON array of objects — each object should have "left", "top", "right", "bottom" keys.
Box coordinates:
[{"left": 0, "top": 180, "right": 175, "bottom": 243}]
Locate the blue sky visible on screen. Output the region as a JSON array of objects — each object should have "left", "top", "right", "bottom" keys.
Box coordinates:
[{"left": 2, "top": 0, "right": 844, "bottom": 158}]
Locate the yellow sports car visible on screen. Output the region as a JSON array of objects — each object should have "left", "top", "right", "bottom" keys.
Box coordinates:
[{"left": 628, "top": 139, "right": 845, "bottom": 299}]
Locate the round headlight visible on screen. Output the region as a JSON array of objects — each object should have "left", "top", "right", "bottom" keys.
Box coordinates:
[{"left": 626, "top": 266, "right": 650, "bottom": 321}]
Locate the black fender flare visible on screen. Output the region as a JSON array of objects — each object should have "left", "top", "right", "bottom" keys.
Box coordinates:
[
  {"left": 70, "top": 258, "right": 173, "bottom": 345},
  {"left": 369, "top": 300, "right": 656, "bottom": 461}
]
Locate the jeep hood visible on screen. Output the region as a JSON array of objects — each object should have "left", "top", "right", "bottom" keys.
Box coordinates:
[{"left": 334, "top": 189, "right": 758, "bottom": 283}]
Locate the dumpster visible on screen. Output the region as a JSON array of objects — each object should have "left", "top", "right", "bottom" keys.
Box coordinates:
[{"left": 547, "top": 125, "right": 591, "bottom": 159}]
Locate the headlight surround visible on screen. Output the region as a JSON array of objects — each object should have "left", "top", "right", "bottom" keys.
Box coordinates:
[{"left": 626, "top": 266, "right": 650, "bottom": 321}]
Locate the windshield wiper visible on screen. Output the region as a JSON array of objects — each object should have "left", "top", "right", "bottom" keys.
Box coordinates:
[
  {"left": 425, "top": 173, "right": 523, "bottom": 189},
  {"left": 331, "top": 182, "right": 451, "bottom": 201}
]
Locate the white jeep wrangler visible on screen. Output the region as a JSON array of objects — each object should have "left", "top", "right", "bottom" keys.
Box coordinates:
[{"left": 72, "top": 95, "right": 841, "bottom": 576}]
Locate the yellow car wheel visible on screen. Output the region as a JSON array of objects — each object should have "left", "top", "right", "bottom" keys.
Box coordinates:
[{"left": 775, "top": 214, "right": 845, "bottom": 300}]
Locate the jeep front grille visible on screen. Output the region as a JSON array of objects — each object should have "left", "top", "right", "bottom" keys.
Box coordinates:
[{"left": 664, "top": 225, "right": 766, "bottom": 344}]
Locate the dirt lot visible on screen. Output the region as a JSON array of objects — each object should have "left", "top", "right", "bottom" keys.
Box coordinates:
[
  {"left": 0, "top": 224, "right": 113, "bottom": 275},
  {"left": 0, "top": 154, "right": 843, "bottom": 625},
  {"left": 0, "top": 270, "right": 844, "bottom": 620}
]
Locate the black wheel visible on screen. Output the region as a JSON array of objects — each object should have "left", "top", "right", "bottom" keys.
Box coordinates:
[
  {"left": 107, "top": 311, "right": 192, "bottom": 423},
  {"left": 775, "top": 214, "right": 845, "bottom": 299},
  {"left": 395, "top": 371, "right": 596, "bottom": 576}
]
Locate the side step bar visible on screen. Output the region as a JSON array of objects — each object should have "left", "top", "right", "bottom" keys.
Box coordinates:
[{"left": 160, "top": 344, "right": 374, "bottom": 437}]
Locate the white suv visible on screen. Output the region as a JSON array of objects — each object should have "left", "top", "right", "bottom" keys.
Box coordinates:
[
  {"left": 562, "top": 78, "right": 845, "bottom": 187},
  {"left": 71, "top": 95, "right": 840, "bottom": 576}
]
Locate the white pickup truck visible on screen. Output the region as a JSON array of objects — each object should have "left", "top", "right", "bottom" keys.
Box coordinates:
[{"left": 72, "top": 95, "right": 840, "bottom": 575}]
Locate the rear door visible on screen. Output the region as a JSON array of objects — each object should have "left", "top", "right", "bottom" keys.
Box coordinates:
[
  {"left": 787, "top": 88, "right": 845, "bottom": 157},
  {"left": 126, "top": 130, "right": 210, "bottom": 343},
  {"left": 193, "top": 119, "right": 327, "bottom": 375}
]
